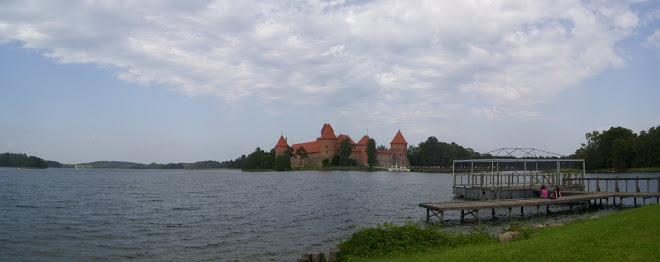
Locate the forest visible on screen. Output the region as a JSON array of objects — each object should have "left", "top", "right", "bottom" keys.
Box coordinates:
[
  {"left": 0, "top": 153, "right": 48, "bottom": 169},
  {"left": 571, "top": 126, "right": 660, "bottom": 170}
]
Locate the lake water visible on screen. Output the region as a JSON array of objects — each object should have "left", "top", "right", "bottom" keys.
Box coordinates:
[{"left": 1, "top": 168, "right": 658, "bottom": 261}]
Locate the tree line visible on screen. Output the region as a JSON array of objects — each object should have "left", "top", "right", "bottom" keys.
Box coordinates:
[
  {"left": 571, "top": 126, "right": 660, "bottom": 170},
  {"left": 0, "top": 153, "right": 48, "bottom": 168},
  {"left": 407, "top": 136, "right": 483, "bottom": 167},
  {"left": 45, "top": 160, "right": 230, "bottom": 169}
]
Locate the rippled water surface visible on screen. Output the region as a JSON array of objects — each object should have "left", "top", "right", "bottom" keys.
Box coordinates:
[
  {"left": 0, "top": 168, "right": 457, "bottom": 261},
  {"left": 1, "top": 168, "right": 658, "bottom": 261}
]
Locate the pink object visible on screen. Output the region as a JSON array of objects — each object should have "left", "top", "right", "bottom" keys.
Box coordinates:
[{"left": 541, "top": 188, "right": 549, "bottom": 198}]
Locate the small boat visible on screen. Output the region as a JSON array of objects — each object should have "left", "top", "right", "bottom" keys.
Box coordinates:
[{"left": 388, "top": 163, "right": 410, "bottom": 172}]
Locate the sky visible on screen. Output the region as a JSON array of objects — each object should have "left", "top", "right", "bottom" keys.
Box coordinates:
[{"left": 1, "top": 0, "right": 660, "bottom": 164}]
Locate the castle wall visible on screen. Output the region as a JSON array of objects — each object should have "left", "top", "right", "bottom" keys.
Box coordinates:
[
  {"left": 290, "top": 152, "right": 408, "bottom": 168},
  {"left": 377, "top": 155, "right": 393, "bottom": 167}
]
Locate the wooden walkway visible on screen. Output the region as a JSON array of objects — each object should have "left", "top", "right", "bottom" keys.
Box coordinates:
[{"left": 420, "top": 191, "right": 660, "bottom": 224}]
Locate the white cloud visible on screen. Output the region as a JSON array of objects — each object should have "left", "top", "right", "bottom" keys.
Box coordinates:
[
  {"left": 0, "top": 0, "right": 643, "bottom": 125},
  {"left": 644, "top": 30, "right": 660, "bottom": 49}
]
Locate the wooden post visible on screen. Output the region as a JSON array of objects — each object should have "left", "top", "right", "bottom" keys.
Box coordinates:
[
  {"left": 477, "top": 210, "right": 480, "bottom": 230},
  {"left": 521, "top": 206, "right": 524, "bottom": 216},
  {"left": 426, "top": 208, "right": 430, "bottom": 223},
  {"left": 311, "top": 253, "right": 321, "bottom": 262},
  {"left": 461, "top": 210, "right": 464, "bottom": 221},
  {"left": 492, "top": 208, "right": 495, "bottom": 218},
  {"left": 636, "top": 177, "right": 640, "bottom": 193},
  {"left": 329, "top": 249, "right": 339, "bottom": 262},
  {"left": 606, "top": 180, "right": 609, "bottom": 192},
  {"left": 537, "top": 205, "right": 540, "bottom": 216},
  {"left": 615, "top": 177, "right": 619, "bottom": 192},
  {"left": 596, "top": 178, "right": 600, "bottom": 192},
  {"left": 491, "top": 173, "right": 495, "bottom": 193}
]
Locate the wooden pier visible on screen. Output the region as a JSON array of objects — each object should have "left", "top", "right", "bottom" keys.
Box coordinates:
[
  {"left": 421, "top": 175, "right": 660, "bottom": 224},
  {"left": 421, "top": 191, "right": 660, "bottom": 224},
  {"left": 425, "top": 156, "right": 660, "bottom": 224}
]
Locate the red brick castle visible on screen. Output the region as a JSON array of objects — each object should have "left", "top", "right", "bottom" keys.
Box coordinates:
[{"left": 275, "top": 123, "right": 409, "bottom": 168}]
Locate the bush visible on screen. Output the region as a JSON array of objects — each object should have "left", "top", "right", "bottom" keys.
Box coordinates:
[{"left": 337, "top": 221, "right": 494, "bottom": 260}]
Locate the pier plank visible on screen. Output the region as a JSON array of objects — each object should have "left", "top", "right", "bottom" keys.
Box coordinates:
[{"left": 420, "top": 191, "right": 660, "bottom": 223}]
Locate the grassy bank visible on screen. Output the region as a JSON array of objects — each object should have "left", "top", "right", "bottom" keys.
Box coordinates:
[{"left": 339, "top": 204, "right": 660, "bottom": 261}]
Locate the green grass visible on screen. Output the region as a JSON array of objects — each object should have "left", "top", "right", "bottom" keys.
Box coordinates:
[{"left": 341, "top": 204, "right": 660, "bottom": 261}]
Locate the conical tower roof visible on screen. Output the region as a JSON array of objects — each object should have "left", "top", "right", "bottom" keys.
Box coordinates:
[
  {"left": 390, "top": 130, "right": 407, "bottom": 144},
  {"left": 275, "top": 135, "right": 289, "bottom": 147},
  {"left": 357, "top": 135, "right": 371, "bottom": 145},
  {"left": 319, "top": 123, "right": 337, "bottom": 139}
]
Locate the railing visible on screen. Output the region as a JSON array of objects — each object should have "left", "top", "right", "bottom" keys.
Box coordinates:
[
  {"left": 453, "top": 172, "right": 585, "bottom": 190},
  {"left": 563, "top": 177, "right": 660, "bottom": 193}
]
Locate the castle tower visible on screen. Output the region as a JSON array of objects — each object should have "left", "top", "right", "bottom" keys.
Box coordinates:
[
  {"left": 356, "top": 135, "right": 371, "bottom": 165},
  {"left": 274, "top": 135, "right": 290, "bottom": 156},
  {"left": 318, "top": 123, "right": 337, "bottom": 158},
  {"left": 390, "top": 130, "right": 409, "bottom": 167}
]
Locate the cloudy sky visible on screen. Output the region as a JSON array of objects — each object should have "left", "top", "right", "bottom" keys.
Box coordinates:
[{"left": 1, "top": 0, "right": 659, "bottom": 164}]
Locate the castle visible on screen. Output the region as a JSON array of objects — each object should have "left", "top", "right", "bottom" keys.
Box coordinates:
[{"left": 275, "top": 123, "right": 409, "bottom": 168}]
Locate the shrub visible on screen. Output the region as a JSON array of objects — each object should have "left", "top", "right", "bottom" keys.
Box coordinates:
[{"left": 337, "top": 221, "right": 494, "bottom": 260}]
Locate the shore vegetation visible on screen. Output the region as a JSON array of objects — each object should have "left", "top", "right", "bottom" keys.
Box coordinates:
[{"left": 337, "top": 204, "right": 660, "bottom": 261}]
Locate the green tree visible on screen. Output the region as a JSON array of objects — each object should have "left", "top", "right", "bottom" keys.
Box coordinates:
[
  {"left": 366, "top": 138, "right": 378, "bottom": 167},
  {"left": 242, "top": 147, "right": 274, "bottom": 170},
  {"left": 611, "top": 138, "right": 633, "bottom": 170},
  {"left": 337, "top": 138, "right": 357, "bottom": 166},
  {"left": 275, "top": 154, "right": 291, "bottom": 171},
  {"left": 0, "top": 153, "right": 47, "bottom": 168},
  {"left": 377, "top": 145, "right": 388, "bottom": 151},
  {"left": 296, "top": 146, "right": 309, "bottom": 167},
  {"left": 407, "top": 136, "right": 480, "bottom": 167},
  {"left": 340, "top": 138, "right": 352, "bottom": 160},
  {"left": 574, "top": 127, "right": 637, "bottom": 170}
]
